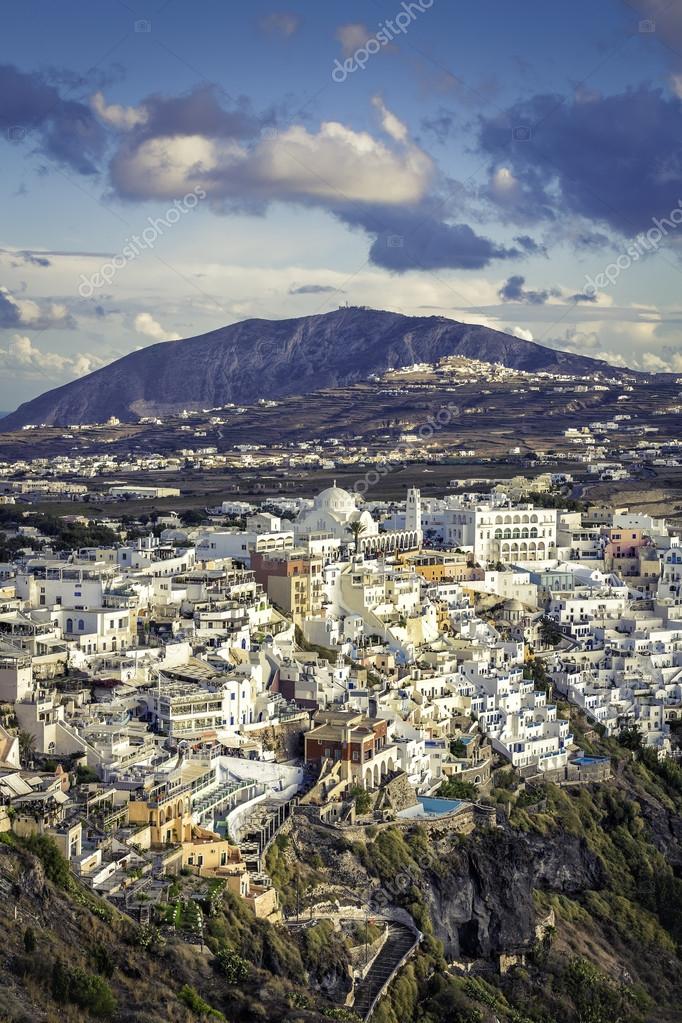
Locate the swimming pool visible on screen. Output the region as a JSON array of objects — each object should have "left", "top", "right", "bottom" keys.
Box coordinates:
[
  {"left": 572, "top": 755, "right": 609, "bottom": 766},
  {"left": 397, "top": 796, "right": 464, "bottom": 819}
]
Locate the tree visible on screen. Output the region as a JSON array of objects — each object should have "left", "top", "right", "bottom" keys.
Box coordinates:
[
  {"left": 349, "top": 785, "right": 372, "bottom": 815},
  {"left": 449, "top": 738, "right": 468, "bottom": 759},
  {"left": 347, "top": 520, "right": 367, "bottom": 554},
  {"left": 18, "top": 729, "right": 36, "bottom": 766},
  {"left": 619, "top": 723, "right": 643, "bottom": 752},
  {"left": 215, "top": 946, "right": 249, "bottom": 983},
  {"left": 539, "top": 616, "right": 562, "bottom": 647}
]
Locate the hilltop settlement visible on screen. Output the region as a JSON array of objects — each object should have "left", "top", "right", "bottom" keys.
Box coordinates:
[{"left": 0, "top": 454, "right": 681, "bottom": 1011}]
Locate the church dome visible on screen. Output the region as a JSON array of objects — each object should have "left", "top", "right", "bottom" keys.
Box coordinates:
[{"left": 316, "top": 484, "right": 356, "bottom": 515}]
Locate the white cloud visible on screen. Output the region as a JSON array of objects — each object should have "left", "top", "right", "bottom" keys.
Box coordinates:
[
  {"left": 640, "top": 350, "right": 682, "bottom": 373},
  {"left": 258, "top": 12, "right": 300, "bottom": 37},
  {"left": 490, "top": 166, "right": 518, "bottom": 196},
  {"left": 508, "top": 325, "right": 533, "bottom": 342},
  {"left": 134, "top": 312, "right": 181, "bottom": 341},
  {"left": 336, "top": 23, "right": 373, "bottom": 56},
  {"left": 0, "top": 334, "right": 105, "bottom": 379},
  {"left": 111, "top": 109, "right": 433, "bottom": 206},
  {"left": 0, "top": 286, "right": 75, "bottom": 330},
  {"left": 90, "top": 91, "right": 148, "bottom": 130},
  {"left": 372, "top": 95, "right": 409, "bottom": 143},
  {"left": 595, "top": 350, "right": 628, "bottom": 368}
]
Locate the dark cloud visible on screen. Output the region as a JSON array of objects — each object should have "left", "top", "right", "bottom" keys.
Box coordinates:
[
  {"left": 567, "top": 290, "right": 598, "bottom": 303},
  {"left": 288, "top": 284, "right": 341, "bottom": 295},
  {"left": 336, "top": 202, "right": 523, "bottom": 272},
  {"left": 513, "top": 234, "right": 547, "bottom": 257},
  {"left": 136, "top": 85, "right": 265, "bottom": 142},
  {"left": 478, "top": 86, "right": 682, "bottom": 236},
  {"left": 0, "top": 64, "right": 105, "bottom": 174},
  {"left": 571, "top": 230, "right": 612, "bottom": 251},
  {"left": 498, "top": 274, "right": 560, "bottom": 304},
  {"left": 0, "top": 290, "right": 22, "bottom": 327},
  {"left": 0, "top": 248, "right": 52, "bottom": 268},
  {"left": 420, "top": 110, "right": 457, "bottom": 144},
  {"left": 20, "top": 252, "right": 51, "bottom": 267},
  {"left": 0, "top": 286, "right": 76, "bottom": 330}
]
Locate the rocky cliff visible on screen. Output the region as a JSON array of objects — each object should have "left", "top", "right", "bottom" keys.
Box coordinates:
[{"left": 425, "top": 829, "right": 604, "bottom": 960}]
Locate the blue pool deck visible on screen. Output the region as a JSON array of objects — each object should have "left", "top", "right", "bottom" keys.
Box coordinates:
[{"left": 397, "top": 796, "right": 464, "bottom": 819}]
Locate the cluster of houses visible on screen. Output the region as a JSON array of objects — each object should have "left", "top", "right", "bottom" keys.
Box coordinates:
[
  {"left": 0, "top": 478, "right": 679, "bottom": 922},
  {"left": 2, "top": 364, "right": 681, "bottom": 497}
]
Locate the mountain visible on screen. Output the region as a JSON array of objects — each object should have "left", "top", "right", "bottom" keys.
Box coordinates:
[{"left": 1, "top": 307, "right": 628, "bottom": 429}]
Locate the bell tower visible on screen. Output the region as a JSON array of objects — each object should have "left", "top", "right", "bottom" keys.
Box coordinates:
[{"left": 406, "top": 487, "right": 422, "bottom": 545}]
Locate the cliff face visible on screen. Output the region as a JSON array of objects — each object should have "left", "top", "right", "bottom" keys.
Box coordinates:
[
  {"left": 1, "top": 307, "right": 622, "bottom": 428},
  {"left": 425, "top": 830, "right": 604, "bottom": 960}
]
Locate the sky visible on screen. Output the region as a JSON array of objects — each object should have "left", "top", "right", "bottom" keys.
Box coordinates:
[{"left": 2, "top": 0, "right": 682, "bottom": 409}]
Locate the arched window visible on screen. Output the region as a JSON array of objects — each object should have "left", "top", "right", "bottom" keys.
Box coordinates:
[
  {"left": 78, "top": 618, "right": 85, "bottom": 632},
  {"left": 66, "top": 617, "right": 73, "bottom": 633}
]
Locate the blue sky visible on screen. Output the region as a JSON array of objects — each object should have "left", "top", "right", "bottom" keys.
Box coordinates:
[{"left": 1, "top": 0, "right": 682, "bottom": 408}]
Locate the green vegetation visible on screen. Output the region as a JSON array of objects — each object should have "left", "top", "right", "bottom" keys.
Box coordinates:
[
  {"left": 17, "top": 729, "right": 36, "bottom": 765},
  {"left": 50, "top": 960, "right": 117, "bottom": 1017},
  {"left": 76, "top": 763, "right": 101, "bottom": 784},
  {"left": 437, "top": 776, "right": 477, "bottom": 800},
  {"left": 214, "top": 946, "right": 249, "bottom": 983},
  {"left": 347, "top": 921, "right": 384, "bottom": 947},
  {"left": 449, "top": 737, "right": 468, "bottom": 759},
  {"left": 178, "top": 984, "right": 225, "bottom": 1020},
  {"left": 21, "top": 833, "right": 72, "bottom": 889},
  {"left": 526, "top": 490, "right": 585, "bottom": 511},
  {"left": 350, "top": 784, "right": 373, "bottom": 815},
  {"left": 539, "top": 616, "right": 562, "bottom": 647}
]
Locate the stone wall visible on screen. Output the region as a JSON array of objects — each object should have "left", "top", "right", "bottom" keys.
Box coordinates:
[
  {"left": 316, "top": 801, "right": 497, "bottom": 843},
  {"left": 378, "top": 772, "right": 418, "bottom": 813}
]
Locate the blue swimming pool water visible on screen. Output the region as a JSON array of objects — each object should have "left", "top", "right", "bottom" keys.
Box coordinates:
[
  {"left": 397, "top": 796, "right": 464, "bottom": 818},
  {"left": 573, "top": 755, "right": 609, "bottom": 765}
]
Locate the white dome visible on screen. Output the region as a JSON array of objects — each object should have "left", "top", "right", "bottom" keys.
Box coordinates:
[{"left": 316, "top": 485, "right": 356, "bottom": 515}]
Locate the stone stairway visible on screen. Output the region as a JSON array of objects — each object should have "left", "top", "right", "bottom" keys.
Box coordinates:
[{"left": 352, "top": 921, "right": 419, "bottom": 1020}]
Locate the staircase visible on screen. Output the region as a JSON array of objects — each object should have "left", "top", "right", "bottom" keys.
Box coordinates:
[{"left": 352, "top": 922, "right": 420, "bottom": 1020}]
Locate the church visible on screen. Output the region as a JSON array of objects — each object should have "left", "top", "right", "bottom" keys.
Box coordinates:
[{"left": 295, "top": 484, "right": 423, "bottom": 554}]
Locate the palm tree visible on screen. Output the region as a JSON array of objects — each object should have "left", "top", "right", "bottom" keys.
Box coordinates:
[
  {"left": 347, "top": 520, "right": 367, "bottom": 554},
  {"left": 18, "top": 729, "right": 36, "bottom": 767}
]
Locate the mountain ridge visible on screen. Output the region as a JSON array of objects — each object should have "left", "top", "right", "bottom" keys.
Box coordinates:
[{"left": 1, "top": 307, "right": 635, "bottom": 429}]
